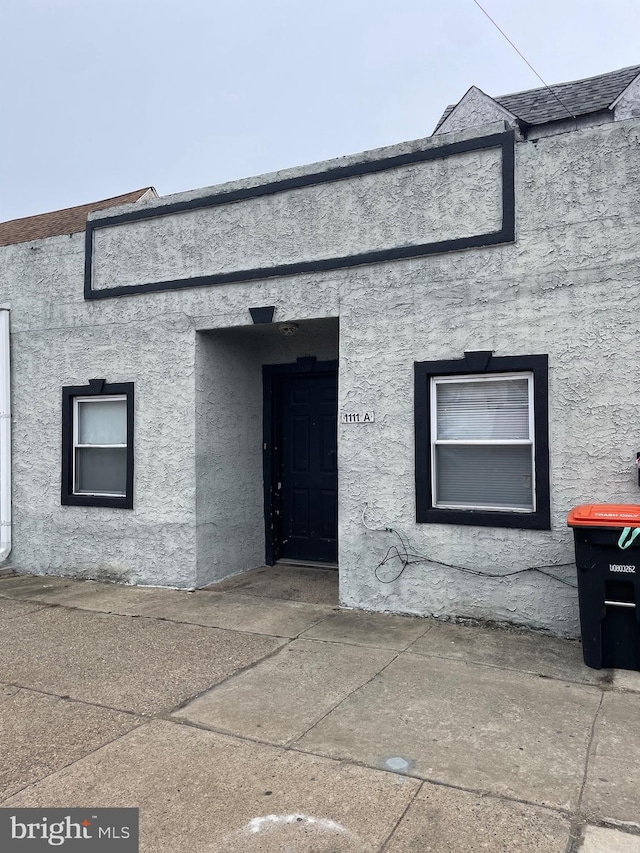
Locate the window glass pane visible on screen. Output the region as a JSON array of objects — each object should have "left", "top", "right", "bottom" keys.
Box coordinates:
[
  {"left": 75, "top": 447, "right": 127, "bottom": 495},
  {"left": 436, "top": 378, "right": 529, "bottom": 440},
  {"left": 435, "top": 444, "right": 534, "bottom": 510},
  {"left": 78, "top": 399, "right": 127, "bottom": 445}
]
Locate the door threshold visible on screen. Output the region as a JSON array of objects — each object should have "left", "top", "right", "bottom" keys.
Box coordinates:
[{"left": 276, "top": 559, "right": 338, "bottom": 570}]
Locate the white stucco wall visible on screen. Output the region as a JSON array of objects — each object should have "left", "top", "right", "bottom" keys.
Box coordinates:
[
  {"left": 336, "top": 121, "right": 640, "bottom": 634},
  {"left": 434, "top": 86, "right": 518, "bottom": 135},
  {"left": 613, "top": 73, "right": 640, "bottom": 121},
  {"left": 2, "top": 117, "right": 640, "bottom": 633},
  {"left": 195, "top": 320, "right": 338, "bottom": 587},
  {"left": 90, "top": 144, "right": 502, "bottom": 293},
  {"left": 1, "top": 236, "right": 198, "bottom": 586}
]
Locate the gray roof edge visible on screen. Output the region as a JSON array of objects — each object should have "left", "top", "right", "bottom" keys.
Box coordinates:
[
  {"left": 432, "top": 63, "right": 640, "bottom": 133},
  {"left": 493, "top": 63, "right": 640, "bottom": 103}
]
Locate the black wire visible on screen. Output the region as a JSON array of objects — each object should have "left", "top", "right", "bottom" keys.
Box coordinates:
[
  {"left": 470, "top": 0, "right": 577, "bottom": 122},
  {"left": 374, "top": 527, "right": 578, "bottom": 587}
]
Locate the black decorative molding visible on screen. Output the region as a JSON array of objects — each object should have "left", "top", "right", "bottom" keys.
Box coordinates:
[
  {"left": 249, "top": 306, "right": 275, "bottom": 324},
  {"left": 414, "top": 354, "right": 550, "bottom": 530},
  {"left": 463, "top": 351, "right": 493, "bottom": 372},
  {"left": 61, "top": 380, "right": 135, "bottom": 509},
  {"left": 85, "top": 132, "right": 516, "bottom": 300}
]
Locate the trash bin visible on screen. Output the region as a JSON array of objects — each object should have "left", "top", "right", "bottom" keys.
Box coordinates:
[{"left": 567, "top": 504, "right": 640, "bottom": 671}]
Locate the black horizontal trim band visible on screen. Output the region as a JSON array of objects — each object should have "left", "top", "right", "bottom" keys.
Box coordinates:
[
  {"left": 88, "top": 230, "right": 511, "bottom": 300},
  {"left": 85, "top": 131, "right": 515, "bottom": 300}
]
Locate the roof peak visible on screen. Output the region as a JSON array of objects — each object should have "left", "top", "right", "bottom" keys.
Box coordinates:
[{"left": 433, "top": 63, "right": 640, "bottom": 134}]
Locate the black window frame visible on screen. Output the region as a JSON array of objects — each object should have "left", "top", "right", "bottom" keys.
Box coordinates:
[
  {"left": 61, "top": 379, "right": 134, "bottom": 509},
  {"left": 414, "top": 353, "right": 550, "bottom": 530}
]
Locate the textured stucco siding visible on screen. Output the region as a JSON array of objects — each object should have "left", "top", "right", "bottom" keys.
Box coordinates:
[
  {"left": 613, "top": 73, "right": 640, "bottom": 121},
  {"left": 337, "top": 119, "right": 640, "bottom": 634},
  {"left": 90, "top": 146, "right": 502, "bottom": 292},
  {"left": 2, "top": 119, "right": 640, "bottom": 633},
  {"left": 195, "top": 321, "right": 338, "bottom": 587},
  {"left": 435, "top": 87, "right": 517, "bottom": 135},
  {"left": 1, "top": 235, "right": 198, "bottom": 586},
  {"left": 0, "top": 227, "right": 342, "bottom": 588}
]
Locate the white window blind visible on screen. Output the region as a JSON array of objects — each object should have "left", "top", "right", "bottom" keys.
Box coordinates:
[{"left": 431, "top": 374, "right": 535, "bottom": 512}]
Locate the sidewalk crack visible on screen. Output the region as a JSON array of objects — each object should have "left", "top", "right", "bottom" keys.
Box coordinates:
[
  {"left": 285, "top": 650, "right": 401, "bottom": 749},
  {"left": 577, "top": 690, "right": 604, "bottom": 813},
  {"left": 378, "top": 781, "right": 425, "bottom": 852}
]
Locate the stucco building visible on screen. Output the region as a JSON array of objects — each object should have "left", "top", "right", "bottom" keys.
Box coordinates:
[{"left": 2, "top": 65, "right": 640, "bottom": 636}]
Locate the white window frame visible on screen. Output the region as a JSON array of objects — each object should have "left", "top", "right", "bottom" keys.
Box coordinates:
[
  {"left": 430, "top": 371, "right": 536, "bottom": 514},
  {"left": 72, "top": 394, "right": 128, "bottom": 497}
]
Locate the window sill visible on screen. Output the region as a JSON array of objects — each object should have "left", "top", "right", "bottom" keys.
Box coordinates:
[
  {"left": 61, "top": 493, "right": 133, "bottom": 510},
  {"left": 417, "top": 506, "right": 551, "bottom": 530}
]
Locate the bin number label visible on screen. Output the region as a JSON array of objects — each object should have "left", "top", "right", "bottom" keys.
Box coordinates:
[{"left": 610, "top": 564, "right": 636, "bottom": 573}]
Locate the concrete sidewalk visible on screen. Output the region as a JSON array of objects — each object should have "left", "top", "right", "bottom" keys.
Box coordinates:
[{"left": 0, "top": 567, "right": 639, "bottom": 852}]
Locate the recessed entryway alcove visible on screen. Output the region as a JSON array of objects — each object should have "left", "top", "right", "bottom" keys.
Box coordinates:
[{"left": 195, "top": 317, "right": 339, "bottom": 588}]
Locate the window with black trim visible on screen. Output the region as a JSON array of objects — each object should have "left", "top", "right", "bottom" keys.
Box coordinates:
[
  {"left": 414, "top": 354, "right": 549, "bottom": 529},
  {"left": 61, "top": 380, "right": 134, "bottom": 508}
]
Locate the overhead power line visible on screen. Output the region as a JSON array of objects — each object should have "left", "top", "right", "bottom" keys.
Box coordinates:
[{"left": 470, "top": 0, "right": 577, "bottom": 121}]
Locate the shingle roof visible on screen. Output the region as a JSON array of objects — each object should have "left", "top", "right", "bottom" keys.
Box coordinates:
[
  {"left": 0, "top": 188, "right": 156, "bottom": 247},
  {"left": 434, "top": 64, "right": 640, "bottom": 132}
]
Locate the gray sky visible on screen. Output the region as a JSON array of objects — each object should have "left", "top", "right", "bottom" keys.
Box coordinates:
[{"left": 2, "top": 0, "right": 639, "bottom": 222}]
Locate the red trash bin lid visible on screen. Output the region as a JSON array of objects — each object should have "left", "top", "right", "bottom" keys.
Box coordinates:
[{"left": 567, "top": 504, "right": 640, "bottom": 527}]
